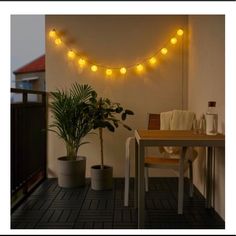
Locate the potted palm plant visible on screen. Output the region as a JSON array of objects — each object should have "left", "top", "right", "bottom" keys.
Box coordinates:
[
  {"left": 49, "top": 83, "right": 96, "bottom": 188},
  {"left": 90, "top": 96, "right": 134, "bottom": 190}
]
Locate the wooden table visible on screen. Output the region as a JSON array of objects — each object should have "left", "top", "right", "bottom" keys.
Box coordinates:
[{"left": 134, "top": 130, "right": 225, "bottom": 228}]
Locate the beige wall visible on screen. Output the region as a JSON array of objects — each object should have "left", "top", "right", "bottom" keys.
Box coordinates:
[
  {"left": 188, "top": 15, "right": 225, "bottom": 219},
  {"left": 46, "top": 15, "right": 188, "bottom": 178},
  {"left": 46, "top": 14, "right": 225, "bottom": 220}
]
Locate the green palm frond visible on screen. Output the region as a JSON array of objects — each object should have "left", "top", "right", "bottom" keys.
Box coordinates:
[
  {"left": 70, "top": 83, "right": 97, "bottom": 104},
  {"left": 49, "top": 83, "right": 95, "bottom": 159}
]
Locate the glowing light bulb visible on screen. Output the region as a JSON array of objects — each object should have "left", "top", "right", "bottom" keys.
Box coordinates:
[
  {"left": 177, "top": 29, "right": 184, "bottom": 36},
  {"left": 149, "top": 57, "right": 157, "bottom": 65},
  {"left": 78, "top": 58, "right": 86, "bottom": 67},
  {"left": 170, "top": 37, "right": 177, "bottom": 44},
  {"left": 91, "top": 65, "right": 98, "bottom": 72},
  {"left": 161, "top": 48, "right": 168, "bottom": 55},
  {"left": 55, "top": 38, "right": 62, "bottom": 45},
  {"left": 67, "top": 50, "right": 75, "bottom": 59},
  {"left": 120, "top": 67, "right": 127, "bottom": 75},
  {"left": 136, "top": 64, "right": 144, "bottom": 72},
  {"left": 106, "top": 69, "right": 112, "bottom": 76},
  {"left": 49, "top": 29, "right": 56, "bottom": 38}
]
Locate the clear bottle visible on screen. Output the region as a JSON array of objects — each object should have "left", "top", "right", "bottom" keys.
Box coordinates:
[{"left": 206, "top": 101, "right": 218, "bottom": 135}]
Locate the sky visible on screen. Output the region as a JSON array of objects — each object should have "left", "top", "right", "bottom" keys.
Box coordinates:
[{"left": 11, "top": 15, "right": 45, "bottom": 85}]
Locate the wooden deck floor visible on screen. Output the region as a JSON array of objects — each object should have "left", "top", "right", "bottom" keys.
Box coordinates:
[{"left": 11, "top": 177, "right": 225, "bottom": 229}]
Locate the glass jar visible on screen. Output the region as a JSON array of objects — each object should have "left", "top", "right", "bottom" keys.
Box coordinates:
[
  {"left": 199, "top": 114, "right": 206, "bottom": 134},
  {"left": 192, "top": 118, "right": 199, "bottom": 134},
  {"left": 206, "top": 101, "right": 218, "bottom": 135}
]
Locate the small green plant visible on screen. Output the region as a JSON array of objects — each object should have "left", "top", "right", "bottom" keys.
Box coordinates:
[
  {"left": 90, "top": 96, "right": 134, "bottom": 169},
  {"left": 49, "top": 83, "right": 96, "bottom": 160}
]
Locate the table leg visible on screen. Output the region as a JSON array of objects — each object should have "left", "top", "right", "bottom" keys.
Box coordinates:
[
  {"left": 134, "top": 139, "right": 138, "bottom": 208},
  {"left": 188, "top": 160, "right": 193, "bottom": 197},
  {"left": 206, "top": 146, "right": 213, "bottom": 208},
  {"left": 138, "top": 143, "right": 145, "bottom": 228},
  {"left": 178, "top": 146, "right": 187, "bottom": 214}
]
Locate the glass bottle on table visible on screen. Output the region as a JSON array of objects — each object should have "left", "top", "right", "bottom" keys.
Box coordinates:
[{"left": 206, "top": 101, "right": 218, "bottom": 135}]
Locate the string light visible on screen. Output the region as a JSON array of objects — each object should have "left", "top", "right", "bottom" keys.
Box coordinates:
[
  {"left": 161, "top": 48, "right": 168, "bottom": 55},
  {"left": 78, "top": 58, "right": 86, "bottom": 67},
  {"left": 177, "top": 29, "right": 184, "bottom": 36},
  {"left": 136, "top": 64, "right": 144, "bottom": 72},
  {"left": 49, "top": 29, "right": 56, "bottom": 38},
  {"left": 120, "top": 67, "right": 127, "bottom": 75},
  {"left": 49, "top": 28, "right": 184, "bottom": 77},
  {"left": 149, "top": 57, "right": 157, "bottom": 65},
  {"left": 55, "top": 38, "right": 62, "bottom": 46},
  {"left": 91, "top": 65, "right": 98, "bottom": 72},
  {"left": 106, "top": 69, "right": 112, "bottom": 76},
  {"left": 170, "top": 37, "right": 177, "bottom": 45},
  {"left": 67, "top": 50, "right": 75, "bottom": 59}
]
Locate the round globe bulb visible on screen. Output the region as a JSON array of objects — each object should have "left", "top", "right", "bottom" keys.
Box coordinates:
[
  {"left": 177, "top": 29, "right": 184, "bottom": 36},
  {"left": 161, "top": 48, "right": 168, "bottom": 55},
  {"left": 67, "top": 50, "right": 75, "bottom": 59},
  {"left": 106, "top": 69, "right": 112, "bottom": 76},
  {"left": 49, "top": 29, "right": 56, "bottom": 38},
  {"left": 170, "top": 37, "right": 177, "bottom": 44},
  {"left": 78, "top": 58, "right": 86, "bottom": 67},
  {"left": 55, "top": 38, "right": 62, "bottom": 46},
  {"left": 120, "top": 67, "right": 127, "bottom": 74},
  {"left": 91, "top": 65, "right": 98, "bottom": 72},
  {"left": 136, "top": 64, "right": 144, "bottom": 72},
  {"left": 149, "top": 57, "right": 157, "bottom": 65}
]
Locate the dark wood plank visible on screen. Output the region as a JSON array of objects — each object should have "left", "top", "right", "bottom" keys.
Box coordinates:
[
  {"left": 37, "top": 222, "right": 74, "bottom": 229},
  {"left": 11, "top": 178, "right": 225, "bottom": 229}
]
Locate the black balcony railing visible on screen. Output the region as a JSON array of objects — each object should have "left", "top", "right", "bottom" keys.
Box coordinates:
[{"left": 11, "top": 88, "right": 47, "bottom": 210}]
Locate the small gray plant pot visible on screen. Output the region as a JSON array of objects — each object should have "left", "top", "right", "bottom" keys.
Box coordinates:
[
  {"left": 91, "top": 165, "right": 113, "bottom": 190},
  {"left": 57, "top": 156, "right": 86, "bottom": 188}
]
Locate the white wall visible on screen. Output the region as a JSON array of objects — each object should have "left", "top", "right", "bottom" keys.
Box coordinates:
[
  {"left": 11, "top": 15, "right": 45, "bottom": 86},
  {"left": 46, "top": 15, "right": 188, "bottom": 178},
  {"left": 188, "top": 15, "right": 225, "bottom": 219}
]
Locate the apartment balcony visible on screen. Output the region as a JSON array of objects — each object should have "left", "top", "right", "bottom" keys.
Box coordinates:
[{"left": 10, "top": 88, "right": 224, "bottom": 230}]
